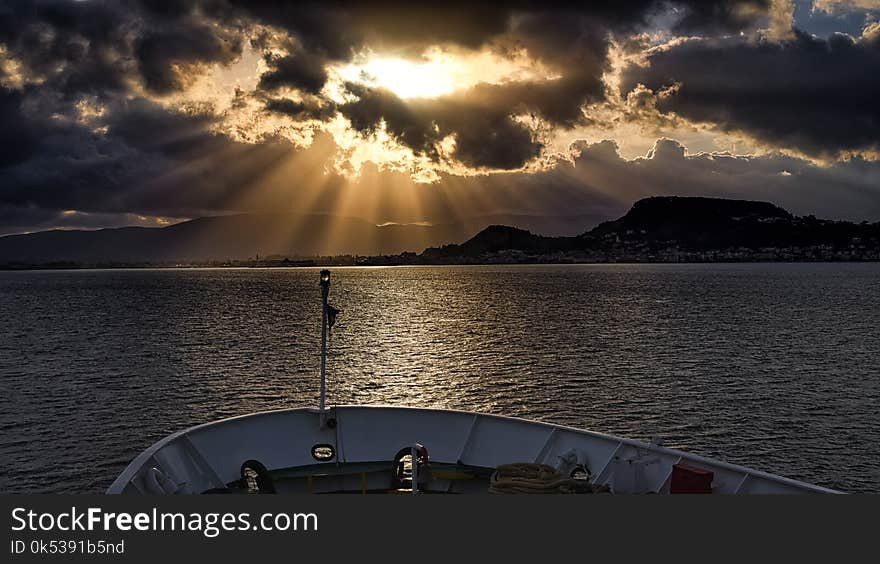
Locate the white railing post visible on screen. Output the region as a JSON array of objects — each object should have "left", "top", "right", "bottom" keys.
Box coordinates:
[{"left": 411, "top": 445, "right": 419, "bottom": 495}]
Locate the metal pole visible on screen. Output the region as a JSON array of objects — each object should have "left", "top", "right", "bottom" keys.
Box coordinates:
[
  {"left": 411, "top": 445, "right": 418, "bottom": 495},
  {"left": 319, "top": 270, "right": 330, "bottom": 425},
  {"left": 410, "top": 444, "right": 426, "bottom": 495}
]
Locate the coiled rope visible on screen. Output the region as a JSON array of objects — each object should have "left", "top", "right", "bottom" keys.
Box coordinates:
[{"left": 488, "top": 463, "right": 603, "bottom": 494}]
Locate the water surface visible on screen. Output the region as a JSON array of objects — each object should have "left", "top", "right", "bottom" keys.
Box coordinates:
[{"left": 1, "top": 264, "right": 878, "bottom": 492}]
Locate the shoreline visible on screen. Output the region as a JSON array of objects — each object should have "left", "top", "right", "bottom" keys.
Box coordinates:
[{"left": 4, "top": 259, "right": 880, "bottom": 271}]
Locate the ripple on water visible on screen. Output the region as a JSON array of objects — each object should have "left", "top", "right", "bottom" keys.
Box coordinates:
[{"left": 0, "top": 263, "right": 878, "bottom": 493}]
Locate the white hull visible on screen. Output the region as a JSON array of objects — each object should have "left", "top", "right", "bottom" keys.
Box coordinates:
[{"left": 107, "top": 405, "right": 840, "bottom": 494}]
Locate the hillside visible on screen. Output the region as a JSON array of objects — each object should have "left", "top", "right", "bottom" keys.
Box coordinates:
[{"left": 414, "top": 197, "right": 880, "bottom": 264}]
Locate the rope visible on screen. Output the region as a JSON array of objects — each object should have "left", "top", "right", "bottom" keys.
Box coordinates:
[{"left": 488, "top": 463, "right": 603, "bottom": 494}]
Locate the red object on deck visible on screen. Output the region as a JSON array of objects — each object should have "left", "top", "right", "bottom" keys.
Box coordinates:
[{"left": 670, "top": 463, "right": 714, "bottom": 494}]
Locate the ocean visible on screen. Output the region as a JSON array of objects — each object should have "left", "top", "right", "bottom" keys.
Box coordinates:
[{"left": 1, "top": 264, "right": 878, "bottom": 493}]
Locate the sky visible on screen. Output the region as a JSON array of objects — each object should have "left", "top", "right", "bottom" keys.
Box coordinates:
[{"left": 0, "top": 0, "right": 879, "bottom": 236}]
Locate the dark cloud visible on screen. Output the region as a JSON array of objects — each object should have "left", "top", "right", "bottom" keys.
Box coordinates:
[
  {"left": 339, "top": 84, "right": 437, "bottom": 158},
  {"left": 0, "top": 88, "right": 37, "bottom": 167},
  {"left": 137, "top": 0, "right": 202, "bottom": 18},
  {"left": 135, "top": 17, "right": 242, "bottom": 94},
  {"left": 220, "top": 1, "right": 359, "bottom": 60},
  {"left": 0, "top": 1, "right": 244, "bottom": 98},
  {"left": 103, "top": 98, "right": 228, "bottom": 158},
  {"left": 0, "top": 0, "right": 136, "bottom": 98},
  {"left": 623, "top": 28, "right": 880, "bottom": 157},
  {"left": 264, "top": 96, "right": 337, "bottom": 121},
  {"left": 338, "top": 59, "right": 626, "bottom": 170},
  {"left": 258, "top": 52, "right": 330, "bottom": 95},
  {"left": 672, "top": 0, "right": 773, "bottom": 34},
  {"left": 340, "top": 83, "right": 545, "bottom": 169}
]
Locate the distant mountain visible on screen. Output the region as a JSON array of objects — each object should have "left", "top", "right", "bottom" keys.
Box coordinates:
[
  {"left": 458, "top": 213, "right": 609, "bottom": 237},
  {"left": 0, "top": 213, "right": 463, "bottom": 264},
  {"left": 439, "top": 225, "right": 575, "bottom": 256},
  {"left": 418, "top": 197, "right": 880, "bottom": 263},
  {"left": 590, "top": 197, "right": 790, "bottom": 239},
  {"left": 589, "top": 196, "right": 879, "bottom": 250}
]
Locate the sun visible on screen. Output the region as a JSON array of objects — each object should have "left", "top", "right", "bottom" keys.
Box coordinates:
[
  {"left": 334, "top": 48, "right": 556, "bottom": 100},
  {"left": 338, "top": 55, "right": 460, "bottom": 99}
]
